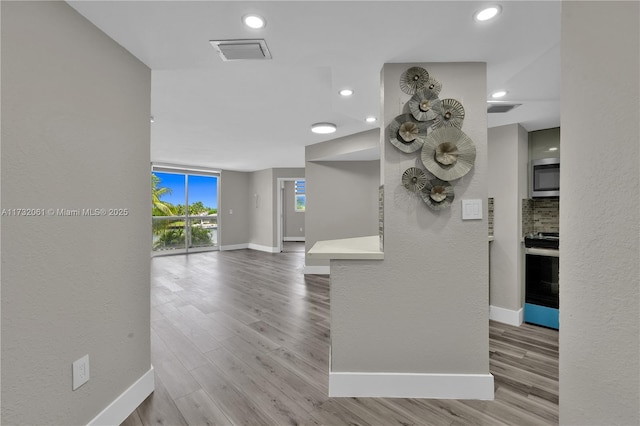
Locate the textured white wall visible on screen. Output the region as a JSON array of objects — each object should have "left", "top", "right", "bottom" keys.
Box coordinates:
[
  {"left": 559, "top": 2, "right": 639, "bottom": 424},
  {"left": 488, "top": 124, "right": 528, "bottom": 313},
  {"left": 1, "top": 2, "right": 151, "bottom": 424},
  {"left": 248, "top": 168, "right": 274, "bottom": 248},
  {"left": 219, "top": 170, "right": 251, "bottom": 246},
  {"left": 305, "top": 160, "right": 380, "bottom": 267},
  {"left": 331, "top": 62, "right": 489, "bottom": 374}
]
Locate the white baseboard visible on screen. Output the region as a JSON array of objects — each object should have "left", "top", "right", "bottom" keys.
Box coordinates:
[
  {"left": 219, "top": 243, "right": 249, "bottom": 251},
  {"left": 248, "top": 243, "right": 280, "bottom": 253},
  {"left": 329, "top": 371, "right": 494, "bottom": 400},
  {"left": 284, "top": 237, "right": 305, "bottom": 242},
  {"left": 489, "top": 305, "right": 523, "bottom": 326},
  {"left": 88, "top": 366, "right": 155, "bottom": 426},
  {"left": 303, "top": 265, "right": 330, "bottom": 275}
]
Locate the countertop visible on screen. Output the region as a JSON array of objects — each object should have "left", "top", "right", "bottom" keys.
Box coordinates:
[
  {"left": 308, "top": 235, "right": 495, "bottom": 260},
  {"left": 307, "top": 235, "right": 384, "bottom": 260}
]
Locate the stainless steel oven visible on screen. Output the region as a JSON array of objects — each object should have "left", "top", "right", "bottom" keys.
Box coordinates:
[{"left": 524, "top": 233, "right": 559, "bottom": 329}]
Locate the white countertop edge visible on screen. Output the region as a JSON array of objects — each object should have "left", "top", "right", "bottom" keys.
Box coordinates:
[
  {"left": 308, "top": 235, "right": 495, "bottom": 260},
  {"left": 307, "top": 235, "right": 384, "bottom": 260},
  {"left": 525, "top": 247, "right": 559, "bottom": 257}
]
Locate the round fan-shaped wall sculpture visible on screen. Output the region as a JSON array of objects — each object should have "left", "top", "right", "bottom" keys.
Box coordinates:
[
  {"left": 421, "top": 127, "right": 476, "bottom": 181},
  {"left": 421, "top": 178, "right": 455, "bottom": 210},
  {"left": 388, "top": 114, "right": 430, "bottom": 153},
  {"left": 401, "top": 167, "right": 427, "bottom": 192},
  {"left": 425, "top": 77, "right": 442, "bottom": 96},
  {"left": 433, "top": 98, "right": 465, "bottom": 129},
  {"left": 408, "top": 89, "right": 443, "bottom": 122},
  {"left": 399, "top": 67, "right": 429, "bottom": 95}
]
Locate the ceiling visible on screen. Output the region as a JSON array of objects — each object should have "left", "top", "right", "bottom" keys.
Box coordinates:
[{"left": 68, "top": 1, "right": 561, "bottom": 172}]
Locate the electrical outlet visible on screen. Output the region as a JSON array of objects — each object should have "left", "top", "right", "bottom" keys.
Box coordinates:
[{"left": 72, "top": 354, "right": 90, "bottom": 390}]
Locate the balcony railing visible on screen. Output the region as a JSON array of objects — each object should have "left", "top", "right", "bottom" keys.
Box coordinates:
[{"left": 152, "top": 214, "right": 218, "bottom": 253}]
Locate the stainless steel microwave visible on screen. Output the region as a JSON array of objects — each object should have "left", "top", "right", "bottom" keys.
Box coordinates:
[{"left": 531, "top": 158, "right": 560, "bottom": 197}]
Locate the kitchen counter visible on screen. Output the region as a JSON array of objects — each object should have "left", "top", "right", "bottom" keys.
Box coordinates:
[
  {"left": 309, "top": 235, "right": 494, "bottom": 260},
  {"left": 307, "top": 235, "right": 384, "bottom": 260}
]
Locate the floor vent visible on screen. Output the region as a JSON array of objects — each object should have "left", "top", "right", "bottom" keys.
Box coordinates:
[
  {"left": 487, "top": 103, "right": 522, "bottom": 113},
  {"left": 210, "top": 39, "right": 272, "bottom": 61}
]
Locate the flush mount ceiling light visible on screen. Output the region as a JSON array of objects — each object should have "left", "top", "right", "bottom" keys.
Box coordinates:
[
  {"left": 242, "top": 14, "right": 266, "bottom": 29},
  {"left": 491, "top": 90, "right": 508, "bottom": 98},
  {"left": 365, "top": 116, "right": 377, "bottom": 123},
  {"left": 311, "top": 122, "right": 337, "bottom": 134},
  {"left": 339, "top": 88, "right": 354, "bottom": 97},
  {"left": 474, "top": 5, "right": 502, "bottom": 22}
]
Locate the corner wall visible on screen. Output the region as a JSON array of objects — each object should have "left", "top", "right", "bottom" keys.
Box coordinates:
[
  {"left": 1, "top": 2, "right": 152, "bottom": 424},
  {"left": 248, "top": 168, "right": 275, "bottom": 251},
  {"left": 329, "top": 62, "right": 491, "bottom": 399},
  {"left": 219, "top": 170, "right": 251, "bottom": 249},
  {"left": 559, "top": 2, "right": 639, "bottom": 424},
  {"left": 487, "top": 124, "right": 528, "bottom": 325}
]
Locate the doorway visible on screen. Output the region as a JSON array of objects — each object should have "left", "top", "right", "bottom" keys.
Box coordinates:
[{"left": 277, "top": 178, "right": 305, "bottom": 253}]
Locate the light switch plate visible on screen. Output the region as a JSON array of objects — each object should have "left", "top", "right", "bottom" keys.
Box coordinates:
[
  {"left": 462, "top": 199, "right": 483, "bottom": 220},
  {"left": 73, "top": 354, "right": 90, "bottom": 390}
]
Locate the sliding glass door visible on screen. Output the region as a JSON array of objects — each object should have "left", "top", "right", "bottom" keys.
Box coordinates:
[{"left": 152, "top": 168, "right": 219, "bottom": 255}]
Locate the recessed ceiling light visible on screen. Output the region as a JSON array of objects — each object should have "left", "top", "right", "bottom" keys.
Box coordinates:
[
  {"left": 339, "top": 89, "right": 354, "bottom": 97},
  {"left": 311, "top": 122, "right": 337, "bottom": 134},
  {"left": 491, "top": 90, "right": 508, "bottom": 98},
  {"left": 365, "top": 116, "right": 377, "bottom": 123},
  {"left": 549, "top": 147, "right": 558, "bottom": 151},
  {"left": 474, "top": 5, "right": 501, "bottom": 22},
  {"left": 242, "top": 14, "right": 266, "bottom": 29}
]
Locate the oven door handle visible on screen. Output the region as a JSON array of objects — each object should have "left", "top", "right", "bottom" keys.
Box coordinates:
[{"left": 525, "top": 247, "right": 559, "bottom": 257}]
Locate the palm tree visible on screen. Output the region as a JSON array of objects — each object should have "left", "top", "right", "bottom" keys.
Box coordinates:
[{"left": 152, "top": 174, "right": 175, "bottom": 216}]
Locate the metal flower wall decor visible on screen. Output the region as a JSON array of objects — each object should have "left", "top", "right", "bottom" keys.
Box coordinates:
[{"left": 390, "top": 66, "right": 476, "bottom": 211}]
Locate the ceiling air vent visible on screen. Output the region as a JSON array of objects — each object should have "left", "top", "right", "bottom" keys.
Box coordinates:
[
  {"left": 487, "top": 103, "right": 522, "bottom": 113},
  {"left": 210, "top": 39, "right": 272, "bottom": 61}
]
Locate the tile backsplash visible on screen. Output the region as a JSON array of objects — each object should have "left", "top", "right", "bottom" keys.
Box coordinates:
[
  {"left": 522, "top": 199, "right": 534, "bottom": 236},
  {"left": 488, "top": 197, "right": 494, "bottom": 236},
  {"left": 522, "top": 198, "right": 559, "bottom": 236}
]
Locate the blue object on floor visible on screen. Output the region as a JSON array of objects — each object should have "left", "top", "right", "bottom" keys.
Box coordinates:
[{"left": 524, "top": 303, "right": 559, "bottom": 330}]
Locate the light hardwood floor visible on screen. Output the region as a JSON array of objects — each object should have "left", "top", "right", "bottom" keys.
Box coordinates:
[{"left": 123, "top": 249, "right": 558, "bottom": 426}]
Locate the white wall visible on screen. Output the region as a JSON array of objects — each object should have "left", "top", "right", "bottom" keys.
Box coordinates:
[
  {"left": 219, "top": 170, "right": 250, "bottom": 248},
  {"left": 305, "top": 160, "right": 380, "bottom": 269},
  {"left": 329, "top": 62, "right": 491, "bottom": 398},
  {"left": 248, "top": 168, "right": 274, "bottom": 250},
  {"left": 219, "top": 168, "right": 304, "bottom": 252},
  {"left": 1, "top": 2, "right": 152, "bottom": 424},
  {"left": 488, "top": 124, "right": 528, "bottom": 324},
  {"left": 559, "top": 2, "right": 639, "bottom": 424}
]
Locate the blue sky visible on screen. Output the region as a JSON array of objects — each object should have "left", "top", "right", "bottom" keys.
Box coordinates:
[{"left": 154, "top": 172, "right": 218, "bottom": 208}]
